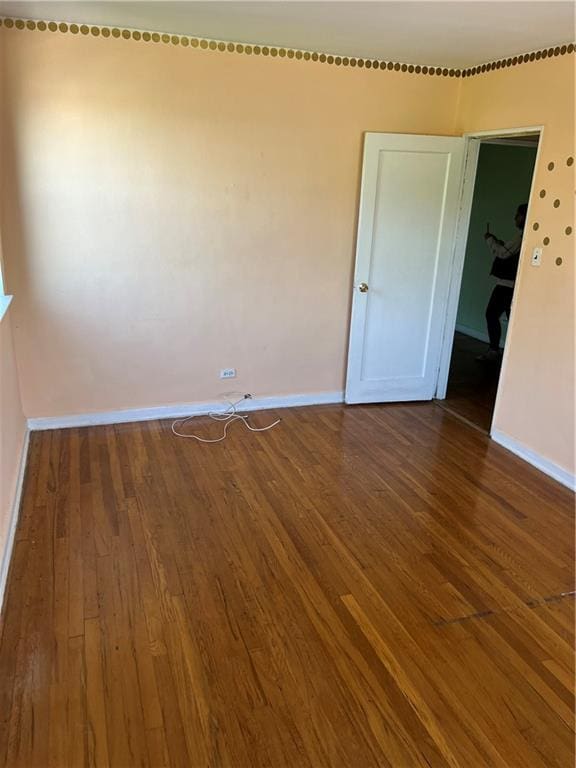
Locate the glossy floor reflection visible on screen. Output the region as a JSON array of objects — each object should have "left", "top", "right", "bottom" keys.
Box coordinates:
[{"left": 0, "top": 403, "right": 573, "bottom": 767}]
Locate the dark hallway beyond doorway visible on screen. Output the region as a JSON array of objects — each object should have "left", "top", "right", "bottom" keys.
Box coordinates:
[{"left": 440, "top": 332, "right": 501, "bottom": 431}]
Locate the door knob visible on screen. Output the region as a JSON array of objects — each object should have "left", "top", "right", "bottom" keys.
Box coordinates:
[{"left": 357, "top": 282, "right": 369, "bottom": 293}]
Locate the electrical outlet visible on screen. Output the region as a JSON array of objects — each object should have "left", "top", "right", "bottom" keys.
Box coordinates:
[
  {"left": 531, "top": 247, "right": 542, "bottom": 267},
  {"left": 220, "top": 368, "right": 237, "bottom": 379}
]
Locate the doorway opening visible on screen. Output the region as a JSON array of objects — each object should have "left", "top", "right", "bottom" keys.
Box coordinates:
[{"left": 438, "top": 132, "right": 540, "bottom": 432}]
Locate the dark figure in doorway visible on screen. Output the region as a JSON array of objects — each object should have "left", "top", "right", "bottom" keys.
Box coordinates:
[{"left": 476, "top": 203, "right": 527, "bottom": 362}]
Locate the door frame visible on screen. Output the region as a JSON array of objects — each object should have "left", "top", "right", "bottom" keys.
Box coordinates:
[{"left": 435, "top": 125, "right": 544, "bottom": 434}]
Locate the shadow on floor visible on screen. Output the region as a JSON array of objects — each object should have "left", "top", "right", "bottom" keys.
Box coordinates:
[{"left": 439, "top": 332, "right": 502, "bottom": 432}]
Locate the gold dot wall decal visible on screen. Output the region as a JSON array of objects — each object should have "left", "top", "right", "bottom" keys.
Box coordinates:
[
  {"left": 547, "top": 162, "right": 555, "bottom": 170},
  {"left": 567, "top": 157, "right": 574, "bottom": 166},
  {"left": 533, "top": 222, "right": 540, "bottom": 230},
  {"left": 566, "top": 226, "right": 573, "bottom": 235},
  {"left": 553, "top": 199, "right": 560, "bottom": 207},
  {"left": 543, "top": 236, "right": 550, "bottom": 245},
  {"left": 0, "top": 15, "right": 574, "bottom": 78},
  {"left": 539, "top": 189, "right": 546, "bottom": 197},
  {"left": 556, "top": 257, "right": 563, "bottom": 266}
]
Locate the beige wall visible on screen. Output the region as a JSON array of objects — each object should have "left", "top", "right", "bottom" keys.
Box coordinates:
[
  {"left": 0, "top": 27, "right": 574, "bottom": 475},
  {"left": 0, "top": 28, "right": 459, "bottom": 416},
  {"left": 0, "top": 31, "right": 27, "bottom": 600},
  {"left": 0, "top": 308, "right": 27, "bottom": 590},
  {"left": 457, "top": 55, "right": 575, "bottom": 474}
]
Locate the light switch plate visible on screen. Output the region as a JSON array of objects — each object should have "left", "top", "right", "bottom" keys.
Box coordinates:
[{"left": 531, "top": 247, "right": 542, "bottom": 267}]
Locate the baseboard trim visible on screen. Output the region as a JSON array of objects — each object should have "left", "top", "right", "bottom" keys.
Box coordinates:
[
  {"left": 0, "top": 429, "right": 30, "bottom": 614},
  {"left": 455, "top": 323, "right": 506, "bottom": 348},
  {"left": 491, "top": 429, "right": 575, "bottom": 491},
  {"left": 27, "top": 390, "right": 345, "bottom": 431}
]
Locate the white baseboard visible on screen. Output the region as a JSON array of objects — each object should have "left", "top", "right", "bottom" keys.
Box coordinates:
[
  {"left": 455, "top": 323, "right": 506, "bottom": 348},
  {"left": 0, "top": 429, "right": 30, "bottom": 613},
  {"left": 491, "top": 429, "right": 575, "bottom": 491},
  {"left": 27, "top": 390, "right": 345, "bottom": 431}
]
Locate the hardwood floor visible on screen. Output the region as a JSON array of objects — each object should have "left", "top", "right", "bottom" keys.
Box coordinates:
[
  {"left": 0, "top": 402, "right": 573, "bottom": 767},
  {"left": 441, "top": 332, "right": 502, "bottom": 432}
]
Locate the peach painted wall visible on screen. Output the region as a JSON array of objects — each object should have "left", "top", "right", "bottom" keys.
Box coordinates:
[
  {"left": 457, "top": 54, "right": 575, "bottom": 475},
  {"left": 0, "top": 306, "right": 27, "bottom": 591},
  {"left": 0, "top": 28, "right": 459, "bottom": 416},
  {"left": 0, "top": 33, "right": 27, "bottom": 600},
  {"left": 1, "top": 26, "right": 573, "bottom": 476}
]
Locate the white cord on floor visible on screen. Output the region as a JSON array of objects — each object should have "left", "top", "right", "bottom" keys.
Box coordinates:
[{"left": 171, "top": 394, "right": 281, "bottom": 443}]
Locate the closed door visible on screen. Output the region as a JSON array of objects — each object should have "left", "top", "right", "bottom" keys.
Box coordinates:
[{"left": 345, "top": 132, "right": 465, "bottom": 403}]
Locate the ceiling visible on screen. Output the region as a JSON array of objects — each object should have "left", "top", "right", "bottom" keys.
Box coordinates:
[{"left": 0, "top": 1, "right": 573, "bottom": 68}]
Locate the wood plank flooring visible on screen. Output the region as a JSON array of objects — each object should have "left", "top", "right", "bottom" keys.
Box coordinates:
[
  {"left": 441, "top": 332, "right": 502, "bottom": 432},
  {"left": 0, "top": 402, "right": 574, "bottom": 767}
]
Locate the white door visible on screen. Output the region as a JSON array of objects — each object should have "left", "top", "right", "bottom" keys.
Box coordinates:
[{"left": 345, "top": 132, "right": 465, "bottom": 404}]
